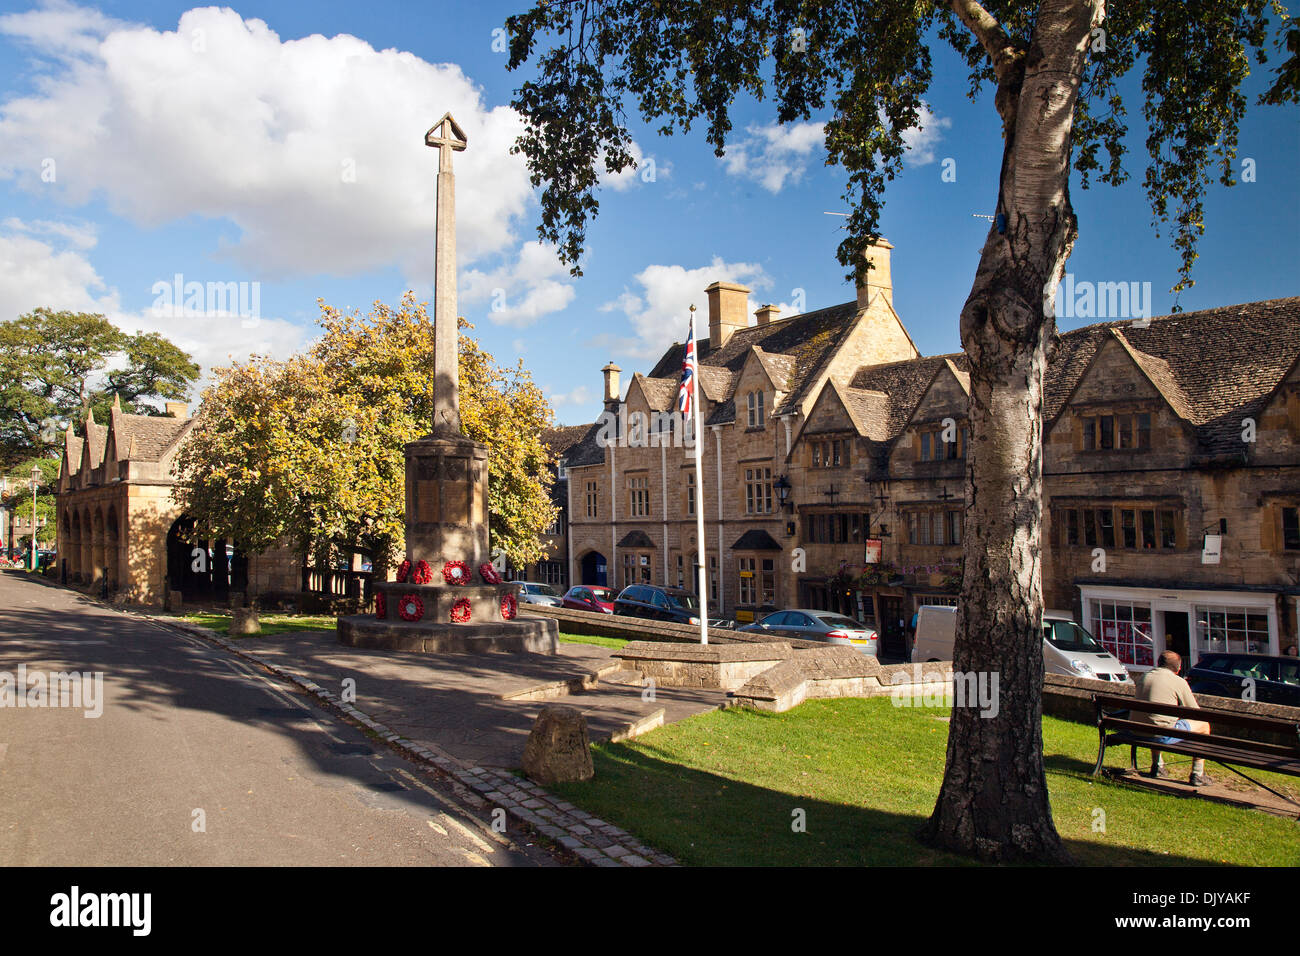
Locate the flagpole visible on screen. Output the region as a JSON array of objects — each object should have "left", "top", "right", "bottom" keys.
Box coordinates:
[{"left": 689, "top": 305, "right": 709, "bottom": 645}]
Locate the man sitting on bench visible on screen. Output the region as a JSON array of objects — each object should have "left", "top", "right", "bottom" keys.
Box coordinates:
[{"left": 1137, "top": 651, "right": 1213, "bottom": 787}]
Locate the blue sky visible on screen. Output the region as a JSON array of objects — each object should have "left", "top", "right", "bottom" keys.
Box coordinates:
[{"left": 2, "top": 0, "right": 1297, "bottom": 428}]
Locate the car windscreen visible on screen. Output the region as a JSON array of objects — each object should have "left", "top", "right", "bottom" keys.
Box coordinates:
[
  {"left": 530, "top": 584, "right": 558, "bottom": 596},
  {"left": 667, "top": 592, "right": 699, "bottom": 610},
  {"left": 1044, "top": 620, "right": 1105, "bottom": 653},
  {"left": 589, "top": 588, "right": 614, "bottom": 600},
  {"left": 816, "top": 614, "right": 863, "bottom": 630}
]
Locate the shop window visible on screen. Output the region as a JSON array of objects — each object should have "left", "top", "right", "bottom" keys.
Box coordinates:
[
  {"left": 1090, "top": 601, "right": 1154, "bottom": 667},
  {"left": 1195, "top": 605, "right": 1271, "bottom": 656}
]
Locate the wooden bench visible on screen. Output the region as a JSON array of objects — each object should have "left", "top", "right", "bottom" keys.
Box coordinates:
[{"left": 1092, "top": 693, "right": 1300, "bottom": 807}]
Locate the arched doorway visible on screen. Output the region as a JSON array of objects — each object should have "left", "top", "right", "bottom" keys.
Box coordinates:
[
  {"left": 166, "top": 516, "right": 247, "bottom": 601},
  {"left": 105, "top": 505, "right": 120, "bottom": 590},
  {"left": 69, "top": 511, "right": 82, "bottom": 581},
  {"left": 580, "top": 550, "right": 607, "bottom": 587}
]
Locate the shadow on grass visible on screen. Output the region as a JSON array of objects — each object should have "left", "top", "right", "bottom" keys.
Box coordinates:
[{"left": 552, "top": 742, "right": 1212, "bottom": 867}]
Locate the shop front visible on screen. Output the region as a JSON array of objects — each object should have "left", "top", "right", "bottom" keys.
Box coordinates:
[{"left": 1077, "top": 583, "right": 1287, "bottom": 672}]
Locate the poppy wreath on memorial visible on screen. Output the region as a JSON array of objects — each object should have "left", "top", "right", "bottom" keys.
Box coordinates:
[
  {"left": 396, "top": 560, "right": 412, "bottom": 583},
  {"left": 397, "top": 594, "right": 424, "bottom": 622},
  {"left": 442, "top": 559, "right": 471, "bottom": 585},
  {"left": 412, "top": 560, "right": 433, "bottom": 585},
  {"left": 500, "top": 592, "right": 517, "bottom": 621},
  {"left": 450, "top": 598, "right": 472, "bottom": 623},
  {"left": 478, "top": 562, "right": 502, "bottom": 585},
  {"left": 375, "top": 591, "right": 386, "bottom": 619}
]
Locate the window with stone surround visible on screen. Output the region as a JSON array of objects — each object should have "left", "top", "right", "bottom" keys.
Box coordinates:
[
  {"left": 737, "top": 554, "right": 776, "bottom": 606},
  {"left": 903, "top": 507, "right": 963, "bottom": 546},
  {"left": 744, "top": 465, "right": 773, "bottom": 515},
  {"left": 803, "top": 511, "right": 871, "bottom": 544},
  {"left": 685, "top": 470, "right": 696, "bottom": 516},
  {"left": 627, "top": 474, "right": 650, "bottom": 517},
  {"left": 1080, "top": 411, "right": 1152, "bottom": 451},
  {"left": 585, "top": 480, "right": 599, "bottom": 518},
  {"left": 809, "top": 437, "right": 851, "bottom": 469},
  {"left": 746, "top": 390, "right": 766, "bottom": 428},
  {"left": 1057, "top": 503, "right": 1181, "bottom": 550},
  {"left": 621, "top": 552, "right": 652, "bottom": 587},
  {"left": 915, "top": 423, "right": 968, "bottom": 461}
]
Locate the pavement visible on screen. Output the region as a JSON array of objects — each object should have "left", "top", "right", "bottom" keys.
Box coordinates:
[
  {"left": 226, "top": 627, "right": 730, "bottom": 770},
  {"left": 0, "top": 571, "right": 557, "bottom": 866}
]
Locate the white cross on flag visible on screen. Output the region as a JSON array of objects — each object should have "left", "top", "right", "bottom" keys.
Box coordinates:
[{"left": 677, "top": 315, "right": 697, "bottom": 417}]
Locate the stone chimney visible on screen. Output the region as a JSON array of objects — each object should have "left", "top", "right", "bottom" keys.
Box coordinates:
[
  {"left": 705, "top": 281, "right": 751, "bottom": 350},
  {"left": 601, "top": 362, "right": 621, "bottom": 405},
  {"left": 754, "top": 304, "right": 781, "bottom": 327},
  {"left": 165, "top": 401, "right": 188, "bottom": 418},
  {"left": 856, "top": 238, "right": 894, "bottom": 312}
]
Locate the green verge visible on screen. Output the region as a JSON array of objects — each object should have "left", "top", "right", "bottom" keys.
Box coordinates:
[
  {"left": 175, "top": 611, "right": 338, "bottom": 637},
  {"left": 550, "top": 696, "right": 1300, "bottom": 867},
  {"left": 558, "top": 632, "right": 629, "bottom": 649}
]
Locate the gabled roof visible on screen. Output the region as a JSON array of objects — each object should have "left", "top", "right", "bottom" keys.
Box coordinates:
[
  {"left": 648, "top": 300, "right": 862, "bottom": 417},
  {"left": 732, "top": 529, "right": 783, "bottom": 551},
  {"left": 542, "top": 424, "right": 592, "bottom": 458},
  {"left": 630, "top": 373, "right": 678, "bottom": 412},
  {"left": 849, "top": 353, "right": 970, "bottom": 440},
  {"left": 563, "top": 420, "right": 609, "bottom": 467},
  {"left": 115, "top": 412, "right": 191, "bottom": 461},
  {"left": 618, "top": 530, "right": 656, "bottom": 549},
  {"left": 750, "top": 347, "right": 797, "bottom": 392},
  {"left": 697, "top": 366, "right": 735, "bottom": 402}
]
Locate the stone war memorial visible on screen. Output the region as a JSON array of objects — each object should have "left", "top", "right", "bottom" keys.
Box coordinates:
[{"left": 337, "top": 114, "right": 558, "bottom": 655}]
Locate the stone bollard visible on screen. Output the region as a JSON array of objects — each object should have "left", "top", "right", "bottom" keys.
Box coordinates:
[
  {"left": 228, "top": 591, "right": 246, "bottom": 609},
  {"left": 166, "top": 589, "right": 184, "bottom": 612},
  {"left": 521, "top": 704, "right": 594, "bottom": 785},
  {"left": 231, "top": 607, "right": 261, "bottom": 636}
]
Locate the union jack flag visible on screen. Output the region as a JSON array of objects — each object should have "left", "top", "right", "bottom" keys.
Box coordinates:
[{"left": 677, "top": 314, "right": 697, "bottom": 417}]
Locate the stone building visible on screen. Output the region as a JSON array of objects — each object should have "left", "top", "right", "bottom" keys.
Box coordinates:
[
  {"left": 513, "top": 424, "right": 589, "bottom": 590},
  {"left": 55, "top": 397, "right": 298, "bottom": 605},
  {"left": 562, "top": 241, "right": 1300, "bottom": 670}
]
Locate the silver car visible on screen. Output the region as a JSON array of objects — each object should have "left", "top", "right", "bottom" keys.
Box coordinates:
[
  {"left": 514, "top": 582, "right": 564, "bottom": 607},
  {"left": 740, "top": 608, "right": 879, "bottom": 655}
]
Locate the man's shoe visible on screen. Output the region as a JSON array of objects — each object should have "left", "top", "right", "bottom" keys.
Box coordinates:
[
  {"left": 1189, "top": 772, "right": 1213, "bottom": 787},
  {"left": 1146, "top": 764, "right": 1169, "bottom": 779}
]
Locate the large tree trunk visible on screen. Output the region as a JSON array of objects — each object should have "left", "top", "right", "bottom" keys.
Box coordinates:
[{"left": 921, "top": 0, "right": 1102, "bottom": 864}]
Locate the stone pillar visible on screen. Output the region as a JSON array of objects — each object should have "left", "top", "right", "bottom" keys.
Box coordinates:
[{"left": 404, "top": 434, "right": 490, "bottom": 570}]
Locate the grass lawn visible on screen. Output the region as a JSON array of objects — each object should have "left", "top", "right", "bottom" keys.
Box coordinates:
[
  {"left": 175, "top": 611, "right": 338, "bottom": 637},
  {"left": 558, "top": 631, "right": 629, "bottom": 649},
  {"left": 550, "top": 696, "right": 1300, "bottom": 867}
]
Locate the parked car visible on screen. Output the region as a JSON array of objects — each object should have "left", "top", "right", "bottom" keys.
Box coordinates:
[
  {"left": 613, "top": 584, "right": 703, "bottom": 626},
  {"left": 1187, "top": 653, "right": 1300, "bottom": 707},
  {"left": 514, "top": 582, "right": 564, "bottom": 607},
  {"left": 910, "top": 605, "right": 1130, "bottom": 682},
  {"left": 562, "top": 585, "right": 616, "bottom": 613},
  {"left": 739, "top": 608, "right": 879, "bottom": 656}
]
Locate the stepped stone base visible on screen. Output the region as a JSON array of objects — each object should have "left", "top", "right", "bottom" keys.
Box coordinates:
[{"left": 338, "top": 615, "right": 558, "bottom": 655}]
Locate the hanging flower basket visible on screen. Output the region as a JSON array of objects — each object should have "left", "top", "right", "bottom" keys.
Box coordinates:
[
  {"left": 500, "top": 592, "right": 517, "bottom": 621},
  {"left": 450, "top": 598, "right": 472, "bottom": 623},
  {"left": 478, "top": 562, "right": 503, "bottom": 585},
  {"left": 375, "top": 592, "right": 387, "bottom": 619},
  {"left": 396, "top": 560, "right": 412, "bottom": 583},
  {"left": 442, "top": 560, "right": 471, "bottom": 585},
  {"left": 397, "top": 594, "right": 424, "bottom": 622},
  {"left": 412, "top": 560, "right": 433, "bottom": 585}
]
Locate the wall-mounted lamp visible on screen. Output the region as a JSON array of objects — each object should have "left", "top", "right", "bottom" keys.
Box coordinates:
[{"left": 775, "top": 474, "right": 792, "bottom": 512}]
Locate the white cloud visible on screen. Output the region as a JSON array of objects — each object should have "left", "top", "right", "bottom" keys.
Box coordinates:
[
  {"left": 600, "top": 257, "right": 771, "bottom": 359},
  {"left": 0, "top": 4, "right": 535, "bottom": 283},
  {"left": 461, "top": 240, "right": 576, "bottom": 328},
  {"left": 547, "top": 384, "right": 591, "bottom": 407},
  {"left": 0, "top": 217, "right": 309, "bottom": 394},
  {"left": 899, "top": 104, "right": 951, "bottom": 167},
  {"left": 597, "top": 140, "right": 670, "bottom": 192},
  {"left": 722, "top": 121, "right": 826, "bottom": 193}
]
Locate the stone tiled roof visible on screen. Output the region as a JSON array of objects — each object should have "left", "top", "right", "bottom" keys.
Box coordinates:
[
  {"left": 751, "top": 348, "right": 797, "bottom": 391},
  {"left": 82, "top": 420, "right": 108, "bottom": 469},
  {"left": 840, "top": 387, "right": 892, "bottom": 442},
  {"left": 648, "top": 300, "right": 861, "bottom": 416},
  {"left": 697, "top": 366, "right": 735, "bottom": 402},
  {"left": 64, "top": 435, "right": 83, "bottom": 477},
  {"left": 541, "top": 424, "right": 591, "bottom": 457},
  {"left": 849, "top": 353, "right": 968, "bottom": 438},
  {"left": 561, "top": 420, "right": 607, "bottom": 467},
  {"left": 115, "top": 412, "right": 190, "bottom": 461},
  {"left": 631, "top": 373, "right": 678, "bottom": 412}
]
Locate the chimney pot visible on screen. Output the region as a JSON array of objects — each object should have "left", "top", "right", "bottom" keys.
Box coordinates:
[
  {"left": 856, "top": 238, "right": 894, "bottom": 312},
  {"left": 705, "top": 281, "right": 752, "bottom": 350},
  {"left": 165, "top": 401, "right": 188, "bottom": 418},
  {"left": 601, "top": 362, "right": 622, "bottom": 405}
]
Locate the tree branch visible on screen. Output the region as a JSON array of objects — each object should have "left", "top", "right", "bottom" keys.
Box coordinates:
[{"left": 950, "top": 0, "right": 1023, "bottom": 82}]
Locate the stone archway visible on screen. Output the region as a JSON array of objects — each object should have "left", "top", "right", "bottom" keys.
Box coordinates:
[
  {"left": 580, "top": 550, "right": 607, "bottom": 587},
  {"left": 80, "top": 508, "right": 93, "bottom": 584},
  {"left": 91, "top": 506, "right": 105, "bottom": 587},
  {"left": 69, "top": 510, "right": 82, "bottom": 581},
  {"left": 105, "top": 504, "right": 121, "bottom": 591}
]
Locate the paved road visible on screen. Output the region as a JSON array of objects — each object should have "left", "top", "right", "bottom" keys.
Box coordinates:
[{"left": 0, "top": 572, "right": 555, "bottom": 866}]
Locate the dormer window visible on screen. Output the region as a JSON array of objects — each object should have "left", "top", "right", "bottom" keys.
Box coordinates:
[
  {"left": 746, "top": 390, "right": 766, "bottom": 428},
  {"left": 556, "top": 457, "right": 567, "bottom": 480},
  {"left": 917, "top": 424, "right": 968, "bottom": 461}
]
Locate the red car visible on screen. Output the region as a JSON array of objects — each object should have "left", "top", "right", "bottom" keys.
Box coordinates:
[{"left": 562, "top": 585, "right": 616, "bottom": 613}]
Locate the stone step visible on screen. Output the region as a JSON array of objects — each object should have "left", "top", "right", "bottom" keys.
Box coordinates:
[{"left": 598, "top": 668, "right": 646, "bottom": 687}]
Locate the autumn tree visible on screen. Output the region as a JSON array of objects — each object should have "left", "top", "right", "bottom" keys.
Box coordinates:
[
  {"left": 175, "top": 294, "right": 558, "bottom": 575},
  {"left": 0, "top": 308, "right": 199, "bottom": 468},
  {"left": 503, "top": 0, "right": 1297, "bottom": 862}
]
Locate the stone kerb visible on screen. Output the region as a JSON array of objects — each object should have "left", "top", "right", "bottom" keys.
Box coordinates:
[
  {"left": 612, "top": 640, "right": 795, "bottom": 691},
  {"left": 734, "top": 654, "right": 951, "bottom": 713}
]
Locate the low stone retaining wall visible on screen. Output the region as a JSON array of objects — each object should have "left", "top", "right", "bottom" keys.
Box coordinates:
[
  {"left": 734, "top": 651, "right": 954, "bottom": 712},
  {"left": 612, "top": 641, "right": 796, "bottom": 691},
  {"left": 521, "top": 604, "right": 824, "bottom": 649}
]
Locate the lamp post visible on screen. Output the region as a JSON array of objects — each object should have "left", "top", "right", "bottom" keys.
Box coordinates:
[{"left": 29, "top": 464, "right": 40, "bottom": 571}]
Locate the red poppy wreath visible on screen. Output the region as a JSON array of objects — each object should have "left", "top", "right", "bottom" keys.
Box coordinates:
[
  {"left": 398, "top": 594, "right": 424, "bottom": 622},
  {"left": 412, "top": 560, "right": 433, "bottom": 585},
  {"left": 396, "top": 559, "right": 412, "bottom": 583},
  {"left": 500, "top": 592, "right": 517, "bottom": 620},
  {"left": 374, "top": 592, "right": 387, "bottom": 619},
  {"left": 450, "top": 598, "right": 472, "bottom": 623},
  {"left": 442, "top": 560, "right": 471, "bottom": 585},
  {"left": 478, "top": 563, "right": 502, "bottom": 585}
]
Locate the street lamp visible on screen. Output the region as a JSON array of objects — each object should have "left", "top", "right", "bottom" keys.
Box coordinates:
[
  {"left": 29, "top": 464, "right": 40, "bottom": 572},
  {"left": 774, "top": 474, "right": 792, "bottom": 512}
]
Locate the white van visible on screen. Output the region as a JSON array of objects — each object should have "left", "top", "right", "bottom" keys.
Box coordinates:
[{"left": 911, "top": 605, "right": 1130, "bottom": 682}]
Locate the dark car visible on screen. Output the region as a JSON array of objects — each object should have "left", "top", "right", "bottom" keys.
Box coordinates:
[
  {"left": 1187, "top": 653, "right": 1300, "bottom": 707},
  {"left": 562, "top": 585, "right": 616, "bottom": 613},
  {"left": 613, "top": 584, "right": 703, "bottom": 625}
]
